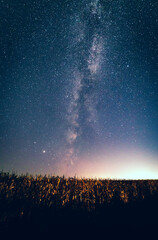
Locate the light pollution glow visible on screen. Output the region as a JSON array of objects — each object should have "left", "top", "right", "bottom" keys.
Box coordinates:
[{"left": 55, "top": 148, "right": 158, "bottom": 180}]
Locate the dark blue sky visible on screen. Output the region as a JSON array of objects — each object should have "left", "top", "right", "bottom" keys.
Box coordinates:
[{"left": 0, "top": 0, "right": 158, "bottom": 179}]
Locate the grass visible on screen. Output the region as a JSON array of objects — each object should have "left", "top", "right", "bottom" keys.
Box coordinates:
[{"left": 0, "top": 171, "right": 158, "bottom": 237}]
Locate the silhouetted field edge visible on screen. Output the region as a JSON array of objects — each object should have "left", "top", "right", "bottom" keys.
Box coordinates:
[{"left": 0, "top": 170, "right": 157, "bottom": 180}]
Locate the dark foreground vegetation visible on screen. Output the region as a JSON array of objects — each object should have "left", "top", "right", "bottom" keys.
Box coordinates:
[{"left": 0, "top": 172, "right": 158, "bottom": 238}]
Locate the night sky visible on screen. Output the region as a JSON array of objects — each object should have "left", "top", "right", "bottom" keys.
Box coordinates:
[{"left": 0, "top": 0, "right": 158, "bottom": 179}]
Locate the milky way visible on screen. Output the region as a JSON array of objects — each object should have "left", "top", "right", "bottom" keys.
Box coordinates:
[
  {"left": 0, "top": 0, "right": 158, "bottom": 179},
  {"left": 64, "top": 0, "right": 104, "bottom": 170}
]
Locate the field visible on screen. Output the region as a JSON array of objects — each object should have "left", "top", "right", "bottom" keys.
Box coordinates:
[{"left": 0, "top": 172, "right": 158, "bottom": 238}]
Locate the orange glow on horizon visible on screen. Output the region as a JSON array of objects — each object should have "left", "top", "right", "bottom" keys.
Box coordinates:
[{"left": 55, "top": 148, "right": 158, "bottom": 180}]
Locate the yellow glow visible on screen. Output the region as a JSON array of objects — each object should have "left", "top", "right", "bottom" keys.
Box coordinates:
[
  {"left": 73, "top": 148, "right": 158, "bottom": 180},
  {"left": 118, "top": 168, "right": 158, "bottom": 180}
]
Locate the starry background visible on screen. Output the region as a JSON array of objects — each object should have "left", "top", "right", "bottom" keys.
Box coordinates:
[{"left": 0, "top": 0, "right": 158, "bottom": 179}]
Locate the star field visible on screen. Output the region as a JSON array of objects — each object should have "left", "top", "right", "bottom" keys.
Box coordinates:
[{"left": 0, "top": 0, "right": 158, "bottom": 179}]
